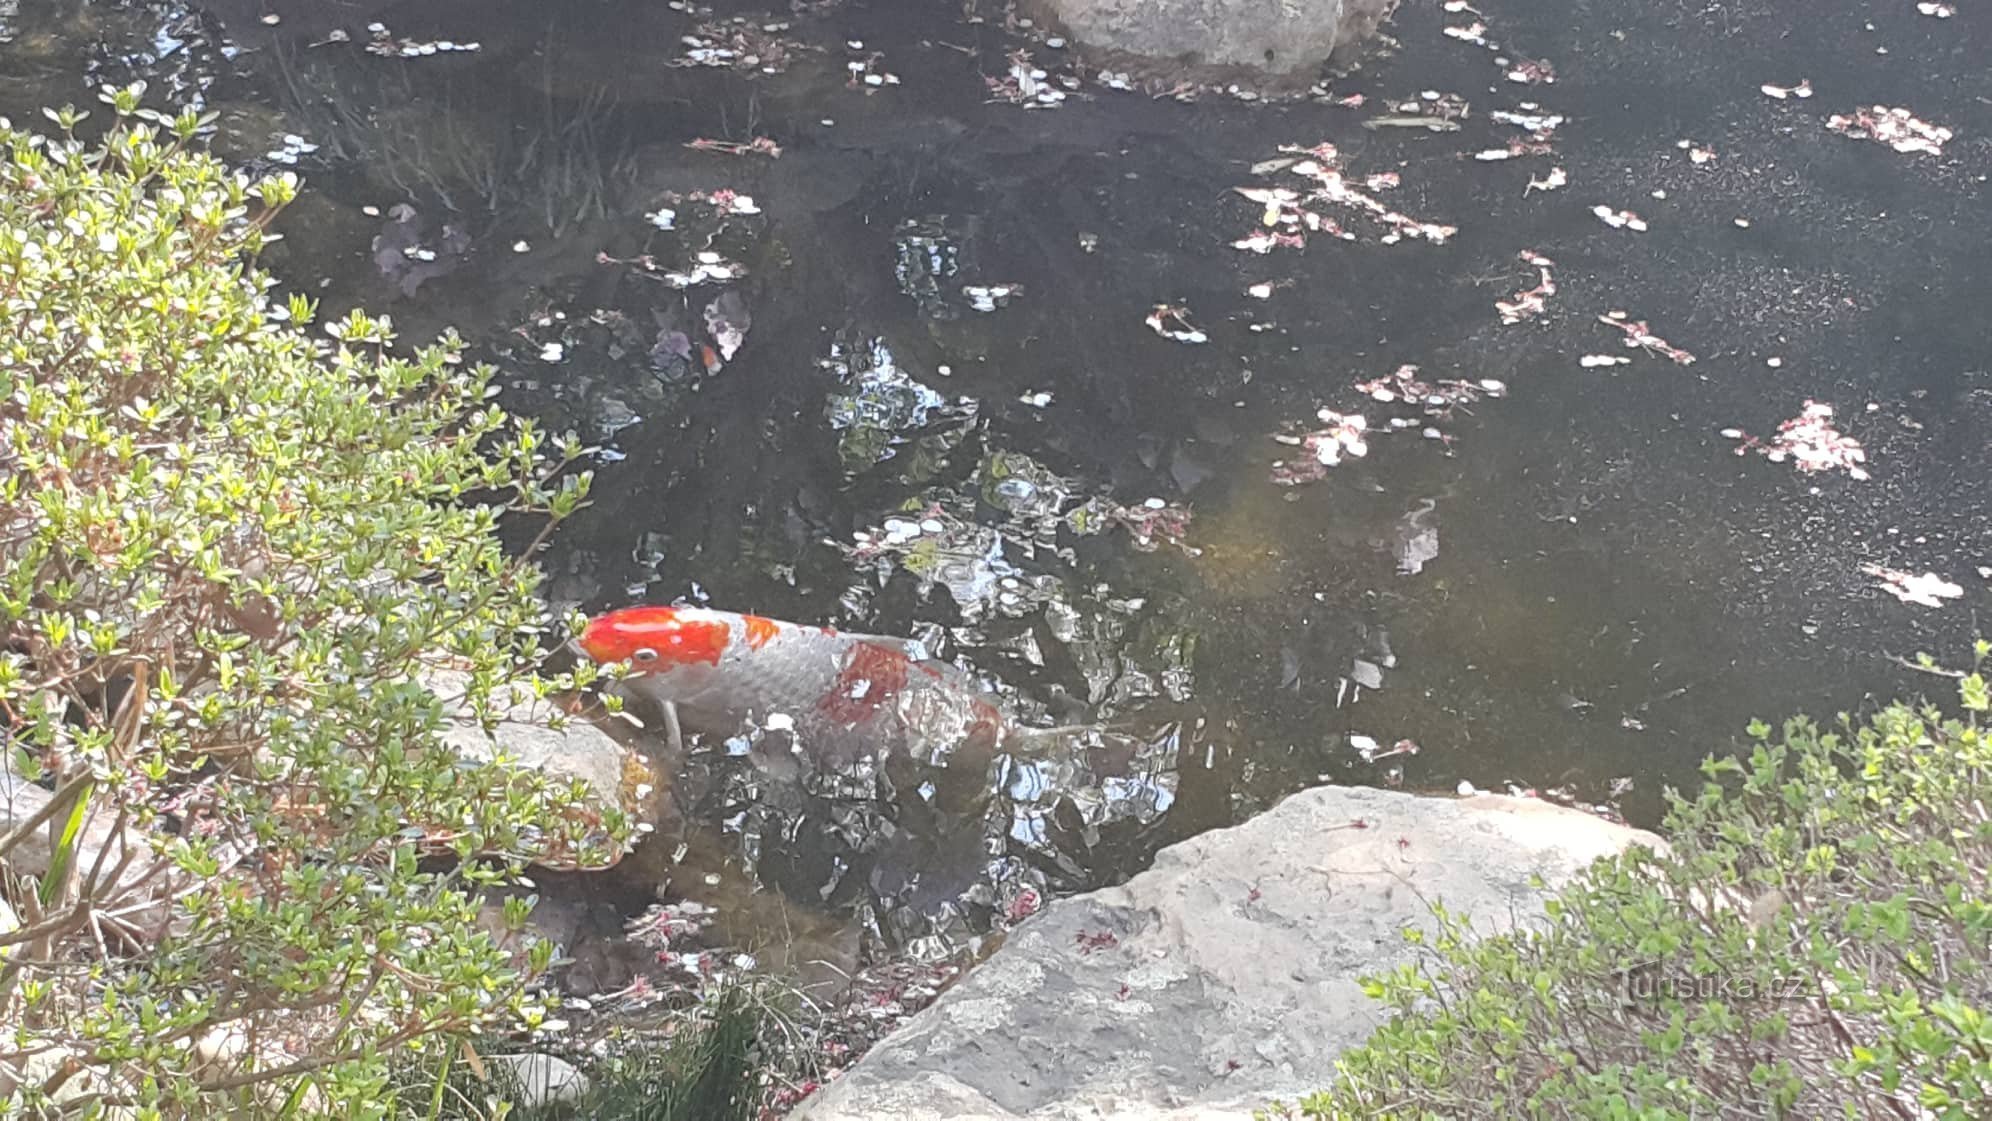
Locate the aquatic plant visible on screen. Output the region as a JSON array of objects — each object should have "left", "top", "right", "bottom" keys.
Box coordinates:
[
  {"left": 268, "top": 43, "right": 635, "bottom": 235},
  {"left": 388, "top": 982, "right": 791, "bottom": 1121},
  {"left": 0, "top": 91, "right": 623, "bottom": 1114},
  {"left": 536, "top": 985, "right": 772, "bottom": 1121},
  {"left": 1272, "top": 650, "right": 1992, "bottom": 1119}
]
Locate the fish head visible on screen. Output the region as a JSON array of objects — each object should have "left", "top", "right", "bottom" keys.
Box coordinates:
[{"left": 577, "top": 606, "right": 733, "bottom": 671}]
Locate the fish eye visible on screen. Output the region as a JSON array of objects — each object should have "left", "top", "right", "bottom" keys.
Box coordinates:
[{"left": 633, "top": 647, "right": 659, "bottom": 663}]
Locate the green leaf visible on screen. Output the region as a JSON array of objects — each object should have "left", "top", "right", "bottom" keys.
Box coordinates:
[{"left": 37, "top": 779, "right": 94, "bottom": 910}]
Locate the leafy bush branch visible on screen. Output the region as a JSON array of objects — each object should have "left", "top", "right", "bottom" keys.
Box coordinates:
[{"left": 0, "top": 87, "right": 628, "bottom": 1117}]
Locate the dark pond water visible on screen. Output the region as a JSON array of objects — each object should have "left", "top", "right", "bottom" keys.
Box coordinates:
[{"left": 5, "top": 0, "right": 1989, "bottom": 963}]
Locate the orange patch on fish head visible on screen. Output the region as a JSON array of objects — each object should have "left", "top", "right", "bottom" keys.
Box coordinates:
[
  {"left": 742, "top": 614, "right": 781, "bottom": 650},
  {"left": 578, "top": 607, "right": 731, "bottom": 669}
]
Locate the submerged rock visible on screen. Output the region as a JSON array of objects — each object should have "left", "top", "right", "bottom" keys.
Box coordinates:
[
  {"left": 485, "top": 1053, "right": 590, "bottom": 1110},
  {"left": 430, "top": 667, "right": 657, "bottom": 865},
  {"left": 1031, "top": 0, "right": 1400, "bottom": 79},
  {"left": 797, "top": 784, "right": 1659, "bottom": 1120}
]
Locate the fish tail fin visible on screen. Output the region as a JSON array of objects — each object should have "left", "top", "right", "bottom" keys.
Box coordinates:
[
  {"left": 997, "top": 721, "right": 1179, "bottom": 824},
  {"left": 999, "top": 721, "right": 1161, "bottom": 767},
  {"left": 997, "top": 725, "right": 1059, "bottom": 758},
  {"left": 999, "top": 721, "right": 1130, "bottom": 756}
]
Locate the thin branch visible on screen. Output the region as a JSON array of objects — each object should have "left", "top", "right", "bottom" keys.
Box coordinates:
[{"left": 1884, "top": 654, "right": 1965, "bottom": 680}]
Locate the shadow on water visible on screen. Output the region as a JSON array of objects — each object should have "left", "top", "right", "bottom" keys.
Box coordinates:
[{"left": 5, "top": 0, "right": 1991, "bottom": 966}]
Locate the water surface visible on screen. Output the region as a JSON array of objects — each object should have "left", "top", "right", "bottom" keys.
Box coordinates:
[{"left": 5, "top": 0, "right": 1988, "bottom": 956}]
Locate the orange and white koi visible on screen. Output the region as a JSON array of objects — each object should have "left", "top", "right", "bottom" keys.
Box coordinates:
[{"left": 576, "top": 605, "right": 1017, "bottom": 768}]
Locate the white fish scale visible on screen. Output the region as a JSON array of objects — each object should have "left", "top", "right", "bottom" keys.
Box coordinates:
[
  {"left": 622, "top": 614, "right": 1003, "bottom": 764},
  {"left": 634, "top": 622, "right": 850, "bottom": 716},
  {"left": 713, "top": 622, "right": 855, "bottom": 714}
]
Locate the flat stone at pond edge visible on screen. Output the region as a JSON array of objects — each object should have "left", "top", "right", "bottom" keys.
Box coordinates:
[{"left": 797, "top": 785, "right": 1661, "bottom": 1120}]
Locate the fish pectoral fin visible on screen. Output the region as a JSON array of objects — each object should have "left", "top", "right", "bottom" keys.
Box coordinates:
[{"left": 659, "top": 701, "right": 685, "bottom": 758}]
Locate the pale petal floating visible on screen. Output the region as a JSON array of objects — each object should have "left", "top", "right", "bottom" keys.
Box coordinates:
[{"left": 1862, "top": 565, "right": 1963, "bottom": 608}]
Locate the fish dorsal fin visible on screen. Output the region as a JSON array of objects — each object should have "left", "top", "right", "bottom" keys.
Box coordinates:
[
  {"left": 912, "top": 657, "right": 968, "bottom": 684},
  {"left": 848, "top": 634, "right": 932, "bottom": 662}
]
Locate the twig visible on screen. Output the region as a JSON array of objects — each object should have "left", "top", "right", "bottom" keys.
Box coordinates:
[{"left": 1884, "top": 653, "right": 1965, "bottom": 679}]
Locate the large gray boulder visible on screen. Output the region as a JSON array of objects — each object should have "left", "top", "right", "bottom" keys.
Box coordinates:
[
  {"left": 798, "top": 785, "right": 1661, "bottom": 1120},
  {"left": 1033, "top": 0, "right": 1399, "bottom": 77}
]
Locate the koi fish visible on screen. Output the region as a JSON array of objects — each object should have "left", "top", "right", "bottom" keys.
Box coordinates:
[{"left": 576, "top": 605, "right": 1025, "bottom": 769}]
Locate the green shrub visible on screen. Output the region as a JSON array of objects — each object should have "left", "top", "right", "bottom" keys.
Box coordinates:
[
  {"left": 1276, "top": 652, "right": 1991, "bottom": 1119},
  {"left": 0, "top": 90, "right": 626, "bottom": 1117}
]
